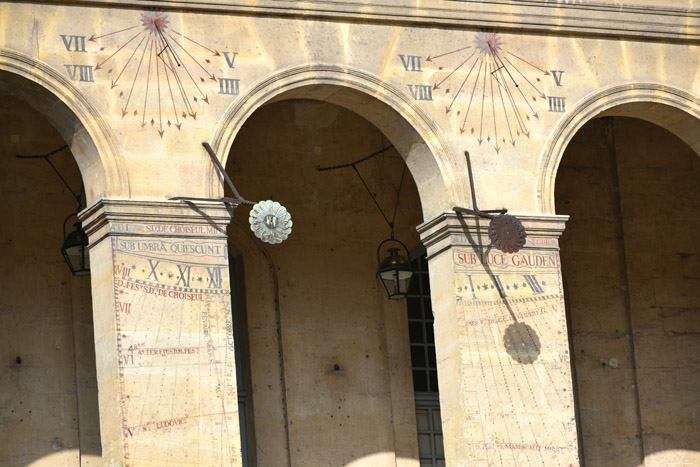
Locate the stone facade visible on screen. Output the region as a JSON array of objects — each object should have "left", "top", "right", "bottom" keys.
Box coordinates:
[{"left": 0, "top": 1, "right": 699, "bottom": 466}]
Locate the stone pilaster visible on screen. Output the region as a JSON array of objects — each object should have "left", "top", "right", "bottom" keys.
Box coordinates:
[
  {"left": 418, "top": 212, "right": 579, "bottom": 467},
  {"left": 81, "top": 199, "right": 241, "bottom": 466}
]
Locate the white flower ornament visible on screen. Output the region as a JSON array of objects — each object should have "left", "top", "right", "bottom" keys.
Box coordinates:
[{"left": 249, "top": 200, "right": 293, "bottom": 244}]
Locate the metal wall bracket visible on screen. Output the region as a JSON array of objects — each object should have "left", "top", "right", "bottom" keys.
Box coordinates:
[
  {"left": 170, "top": 142, "right": 255, "bottom": 206},
  {"left": 453, "top": 151, "right": 526, "bottom": 253}
]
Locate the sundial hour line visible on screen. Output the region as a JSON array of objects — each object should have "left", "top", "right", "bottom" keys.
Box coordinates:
[
  {"left": 166, "top": 31, "right": 216, "bottom": 82},
  {"left": 156, "top": 34, "right": 195, "bottom": 117},
  {"left": 489, "top": 43, "right": 519, "bottom": 88}
]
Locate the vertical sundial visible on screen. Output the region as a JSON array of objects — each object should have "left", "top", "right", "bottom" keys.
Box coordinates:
[
  {"left": 77, "top": 11, "right": 239, "bottom": 138},
  {"left": 432, "top": 32, "right": 548, "bottom": 153},
  {"left": 399, "top": 31, "right": 566, "bottom": 154}
]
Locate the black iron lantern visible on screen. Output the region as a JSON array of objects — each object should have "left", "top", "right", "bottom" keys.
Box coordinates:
[
  {"left": 61, "top": 214, "right": 90, "bottom": 276},
  {"left": 376, "top": 238, "right": 415, "bottom": 300}
]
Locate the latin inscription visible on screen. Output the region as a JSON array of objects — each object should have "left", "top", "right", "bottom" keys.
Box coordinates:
[
  {"left": 60, "top": 34, "right": 87, "bottom": 52},
  {"left": 222, "top": 51, "right": 237, "bottom": 68},
  {"left": 207, "top": 267, "right": 223, "bottom": 289},
  {"left": 452, "top": 247, "right": 579, "bottom": 465},
  {"left": 522, "top": 274, "right": 544, "bottom": 294},
  {"left": 454, "top": 251, "right": 558, "bottom": 268},
  {"left": 111, "top": 235, "right": 238, "bottom": 465},
  {"left": 116, "top": 239, "right": 225, "bottom": 255},
  {"left": 176, "top": 264, "right": 191, "bottom": 287},
  {"left": 399, "top": 54, "right": 422, "bottom": 71},
  {"left": 551, "top": 70, "right": 564, "bottom": 86}
]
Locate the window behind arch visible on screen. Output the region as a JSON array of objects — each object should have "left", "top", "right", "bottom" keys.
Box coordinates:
[{"left": 407, "top": 252, "right": 445, "bottom": 467}]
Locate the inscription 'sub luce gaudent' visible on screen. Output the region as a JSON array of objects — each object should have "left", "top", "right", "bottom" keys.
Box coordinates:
[{"left": 454, "top": 250, "right": 557, "bottom": 268}]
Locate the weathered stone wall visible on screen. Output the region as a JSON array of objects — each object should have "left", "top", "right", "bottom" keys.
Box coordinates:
[
  {"left": 0, "top": 95, "right": 100, "bottom": 465},
  {"left": 557, "top": 116, "right": 700, "bottom": 466}
]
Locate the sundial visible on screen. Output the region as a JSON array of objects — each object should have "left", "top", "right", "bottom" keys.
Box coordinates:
[
  {"left": 431, "top": 32, "right": 551, "bottom": 152},
  {"left": 61, "top": 10, "right": 241, "bottom": 139},
  {"left": 398, "top": 30, "right": 566, "bottom": 154}
]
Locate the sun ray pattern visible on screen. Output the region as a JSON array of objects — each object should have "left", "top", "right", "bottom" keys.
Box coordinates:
[
  {"left": 428, "top": 32, "right": 550, "bottom": 153},
  {"left": 91, "top": 12, "right": 222, "bottom": 138}
]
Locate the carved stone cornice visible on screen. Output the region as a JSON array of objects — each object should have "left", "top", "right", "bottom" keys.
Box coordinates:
[
  {"left": 53, "top": 0, "right": 700, "bottom": 41},
  {"left": 80, "top": 198, "right": 235, "bottom": 246},
  {"left": 417, "top": 212, "right": 569, "bottom": 259}
]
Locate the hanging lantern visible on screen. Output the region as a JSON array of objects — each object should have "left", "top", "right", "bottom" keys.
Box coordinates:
[
  {"left": 61, "top": 215, "right": 90, "bottom": 276},
  {"left": 376, "top": 238, "right": 415, "bottom": 300}
]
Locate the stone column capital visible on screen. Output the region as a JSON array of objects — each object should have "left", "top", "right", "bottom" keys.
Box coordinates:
[
  {"left": 80, "top": 198, "right": 235, "bottom": 245},
  {"left": 417, "top": 212, "right": 569, "bottom": 258}
]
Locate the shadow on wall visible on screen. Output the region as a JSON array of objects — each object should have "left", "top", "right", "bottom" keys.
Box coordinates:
[
  {"left": 503, "top": 322, "right": 541, "bottom": 364},
  {"left": 455, "top": 215, "right": 543, "bottom": 365}
]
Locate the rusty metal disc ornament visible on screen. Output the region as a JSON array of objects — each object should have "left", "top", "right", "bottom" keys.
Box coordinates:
[{"left": 488, "top": 214, "right": 526, "bottom": 253}]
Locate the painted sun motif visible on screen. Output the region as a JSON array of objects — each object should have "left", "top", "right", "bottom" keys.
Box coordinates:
[
  {"left": 426, "top": 32, "right": 551, "bottom": 153},
  {"left": 90, "top": 11, "right": 222, "bottom": 138},
  {"left": 140, "top": 12, "right": 169, "bottom": 34},
  {"left": 474, "top": 32, "right": 502, "bottom": 55}
]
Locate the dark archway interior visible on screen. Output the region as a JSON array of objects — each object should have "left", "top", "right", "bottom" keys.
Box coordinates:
[
  {"left": 0, "top": 93, "right": 101, "bottom": 465},
  {"left": 0, "top": 70, "right": 108, "bottom": 204},
  {"left": 224, "top": 98, "right": 429, "bottom": 465},
  {"left": 557, "top": 116, "right": 700, "bottom": 466}
]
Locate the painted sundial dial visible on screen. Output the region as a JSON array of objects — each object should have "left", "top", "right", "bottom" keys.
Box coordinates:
[
  {"left": 396, "top": 32, "right": 565, "bottom": 154},
  {"left": 431, "top": 32, "right": 550, "bottom": 153},
  {"left": 85, "top": 11, "right": 238, "bottom": 138}
]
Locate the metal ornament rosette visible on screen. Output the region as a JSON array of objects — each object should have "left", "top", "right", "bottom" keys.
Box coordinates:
[
  {"left": 488, "top": 214, "right": 526, "bottom": 253},
  {"left": 249, "top": 200, "right": 293, "bottom": 244}
]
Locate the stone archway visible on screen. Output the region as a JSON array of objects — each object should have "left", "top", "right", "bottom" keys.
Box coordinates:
[
  {"left": 539, "top": 83, "right": 700, "bottom": 215},
  {"left": 0, "top": 48, "right": 129, "bottom": 203},
  {"left": 207, "top": 64, "right": 455, "bottom": 222},
  {"left": 206, "top": 72, "right": 456, "bottom": 465},
  {"left": 0, "top": 51, "right": 131, "bottom": 466},
  {"left": 554, "top": 110, "right": 700, "bottom": 465},
  {"left": 219, "top": 94, "right": 429, "bottom": 466},
  {"left": 0, "top": 58, "right": 111, "bottom": 466}
]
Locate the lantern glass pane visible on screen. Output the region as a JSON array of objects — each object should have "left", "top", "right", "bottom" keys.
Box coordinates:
[
  {"left": 399, "top": 274, "right": 412, "bottom": 294},
  {"left": 63, "top": 245, "right": 90, "bottom": 275},
  {"left": 380, "top": 275, "right": 398, "bottom": 296}
]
